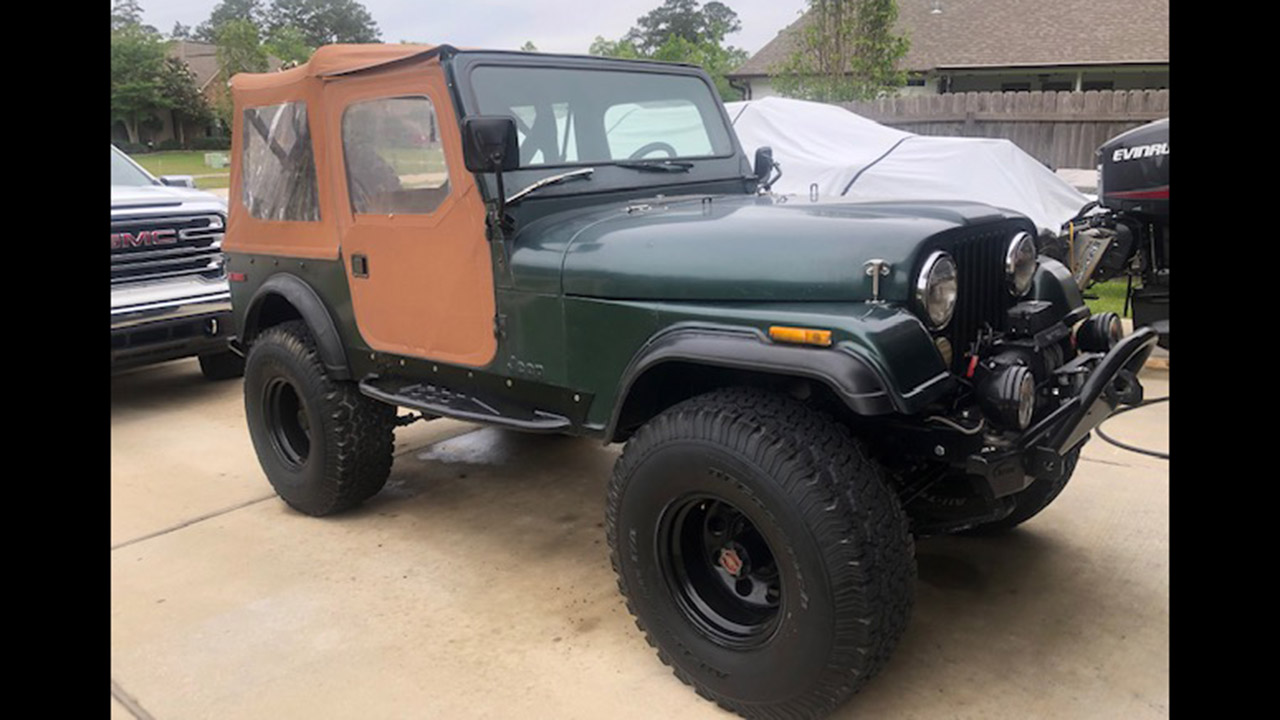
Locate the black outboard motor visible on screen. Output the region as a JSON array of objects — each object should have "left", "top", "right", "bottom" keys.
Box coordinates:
[{"left": 1047, "top": 118, "right": 1169, "bottom": 348}]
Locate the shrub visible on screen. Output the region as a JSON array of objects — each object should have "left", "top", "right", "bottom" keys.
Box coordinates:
[
  {"left": 156, "top": 138, "right": 184, "bottom": 152},
  {"left": 115, "top": 141, "right": 148, "bottom": 154},
  {"left": 191, "top": 136, "right": 232, "bottom": 150}
]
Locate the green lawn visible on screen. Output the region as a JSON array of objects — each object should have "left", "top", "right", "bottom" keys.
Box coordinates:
[
  {"left": 131, "top": 150, "right": 230, "bottom": 190},
  {"left": 1083, "top": 279, "right": 1130, "bottom": 317}
]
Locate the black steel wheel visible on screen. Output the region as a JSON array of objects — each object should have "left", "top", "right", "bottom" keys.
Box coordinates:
[
  {"left": 244, "top": 321, "right": 394, "bottom": 516},
  {"left": 262, "top": 376, "right": 311, "bottom": 469},
  {"left": 607, "top": 388, "right": 916, "bottom": 720},
  {"left": 660, "top": 495, "right": 783, "bottom": 649}
]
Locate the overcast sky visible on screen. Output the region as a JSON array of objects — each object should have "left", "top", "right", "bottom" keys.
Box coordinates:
[{"left": 131, "top": 0, "right": 807, "bottom": 56}]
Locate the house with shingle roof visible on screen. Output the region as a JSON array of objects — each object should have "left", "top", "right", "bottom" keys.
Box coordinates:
[
  {"left": 113, "top": 41, "right": 282, "bottom": 147},
  {"left": 728, "top": 0, "right": 1168, "bottom": 99}
]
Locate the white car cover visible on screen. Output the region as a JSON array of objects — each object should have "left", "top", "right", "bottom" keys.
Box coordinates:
[{"left": 725, "top": 97, "right": 1090, "bottom": 234}]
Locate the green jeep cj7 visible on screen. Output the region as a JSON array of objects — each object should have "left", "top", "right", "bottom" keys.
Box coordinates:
[{"left": 225, "top": 44, "right": 1156, "bottom": 720}]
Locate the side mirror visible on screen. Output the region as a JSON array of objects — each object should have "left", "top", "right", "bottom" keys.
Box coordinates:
[
  {"left": 159, "top": 175, "right": 196, "bottom": 189},
  {"left": 753, "top": 146, "right": 774, "bottom": 181},
  {"left": 462, "top": 116, "right": 519, "bottom": 173},
  {"left": 753, "top": 146, "right": 780, "bottom": 191}
]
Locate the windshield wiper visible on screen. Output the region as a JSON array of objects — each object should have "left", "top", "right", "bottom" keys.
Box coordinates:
[
  {"left": 614, "top": 160, "right": 693, "bottom": 173},
  {"left": 505, "top": 168, "right": 595, "bottom": 204}
]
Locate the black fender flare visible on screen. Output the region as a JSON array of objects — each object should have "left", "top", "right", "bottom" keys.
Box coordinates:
[
  {"left": 241, "top": 273, "right": 351, "bottom": 380},
  {"left": 605, "top": 325, "right": 900, "bottom": 442}
]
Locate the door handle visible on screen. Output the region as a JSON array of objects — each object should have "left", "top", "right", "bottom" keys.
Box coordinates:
[{"left": 352, "top": 254, "right": 369, "bottom": 278}]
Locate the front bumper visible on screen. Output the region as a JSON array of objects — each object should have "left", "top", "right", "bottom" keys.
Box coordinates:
[
  {"left": 965, "top": 326, "right": 1158, "bottom": 497},
  {"left": 111, "top": 285, "right": 235, "bottom": 370}
]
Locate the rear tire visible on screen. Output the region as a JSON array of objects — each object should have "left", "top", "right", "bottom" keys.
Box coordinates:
[
  {"left": 244, "top": 321, "right": 394, "bottom": 516},
  {"left": 607, "top": 388, "right": 915, "bottom": 720},
  {"left": 198, "top": 350, "right": 245, "bottom": 380}
]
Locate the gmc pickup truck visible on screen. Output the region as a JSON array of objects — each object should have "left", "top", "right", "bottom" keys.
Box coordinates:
[{"left": 111, "top": 145, "right": 242, "bottom": 379}]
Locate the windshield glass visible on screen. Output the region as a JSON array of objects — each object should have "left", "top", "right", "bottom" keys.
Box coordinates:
[
  {"left": 111, "top": 146, "right": 157, "bottom": 187},
  {"left": 469, "top": 66, "right": 734, "bottom": 168}
]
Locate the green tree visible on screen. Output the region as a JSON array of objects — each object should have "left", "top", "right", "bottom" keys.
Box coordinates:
[
  {"left": 213, "top": 19, "right": 270, "bottom": 130},
  {"left": 520, "top": 41, "right": 538, "bottom": 52},
  {"left": 159, "top": 57, "right": 214, "bottom": 146},
  {"left": 111, "top": 23, "right": 169, "bottom": 143},
  {"left": 771, "top": 0, "right": 910, "bottom": 102},
  {"left": 110, "top": 0, "right": 146, "bottom": 31},
  {"left": 651, "top": 35, "right": 748, "bottom": 101},
  {"left": 588, "top": 36, "right": 643, "bottom": 59},
  {"left": 590, "top": 0, "right": 748, "bottom": 101},
  {"left": 265, "top": 24, "right": 314, "bottom": 66},
  {"left": 170, "top": 21, "right": 192, "bottom": 40},
  {"left": 266, "top": 0, "right": 381, "bottom": 46},
  {"left": 194, "top": 0, "right": 265, "bottom": 42},
  {"left": 623, "top": 0, "right": 740, "bottom": 54}
]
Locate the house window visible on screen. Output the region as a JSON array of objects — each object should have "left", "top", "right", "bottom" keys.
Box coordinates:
[
  {"left": 1083, "top": 80, "right": 1115, "bottom": 91},
  {"left": 1001, "top": 82, "right": 1031, "bottom": 92},
  {"left": 342, "top": 96, "right": 450, "bottom": 215},
  {"left": 241, "top": 102, "right": 319, "bottom": 222},
  {"left": 1041, "top": 81, "right": 1073, "bottom": 92}
]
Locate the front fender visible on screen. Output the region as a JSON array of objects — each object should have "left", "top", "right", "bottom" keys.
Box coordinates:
[{"left": 606, "top": 303, "right": 956, "bottom": 438}]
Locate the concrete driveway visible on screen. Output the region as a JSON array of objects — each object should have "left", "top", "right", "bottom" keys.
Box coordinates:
[{"left": 111, "top": 359, "right": 1169, "bottom": 719}]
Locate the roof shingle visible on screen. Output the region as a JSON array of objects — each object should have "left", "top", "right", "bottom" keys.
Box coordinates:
[{"left": 730, "top": 0, "right": 1169, "bottom": 78}]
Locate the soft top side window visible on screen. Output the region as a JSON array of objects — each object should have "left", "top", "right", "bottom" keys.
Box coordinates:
[
  {"left": 241, "top": 102, "right": 320, "bottom": 222},
  {"left": 342, "top": 96, "right": 450, "bottom": 215}
]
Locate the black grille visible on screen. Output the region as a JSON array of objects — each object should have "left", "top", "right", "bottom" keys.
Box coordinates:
[
  {"left": 111, "top": 213, "right": 226, "bottom": 284},
  {"left": 942, "top": 226, "right": 1019, "bottom": 366}
]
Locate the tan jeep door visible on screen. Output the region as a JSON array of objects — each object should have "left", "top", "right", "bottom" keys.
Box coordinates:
[{"left": 326, "top": 59, "right": 496, "bottom": 367}]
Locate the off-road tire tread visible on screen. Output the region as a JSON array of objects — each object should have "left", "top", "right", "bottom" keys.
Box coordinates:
[
  {"left": 606, "top": 387, "right": 916, "bottom": 720},
  {"left": 250, "top": 321, "right": 394, "bottom": 516}
]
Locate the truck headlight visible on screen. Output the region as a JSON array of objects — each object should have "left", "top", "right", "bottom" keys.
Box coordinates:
[
  {"left": 916, "top": 251, "right": 958, "bottom": 330},
  {"left": 1006, "top": 232, "right": 1037, "bottom": 297}
]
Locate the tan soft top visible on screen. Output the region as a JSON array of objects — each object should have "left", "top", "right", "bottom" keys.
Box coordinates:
[{"left": 229, "top": 43, "right": 441, "bottom": 93}]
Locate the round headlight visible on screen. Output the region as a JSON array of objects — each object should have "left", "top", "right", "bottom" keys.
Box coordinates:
[
  {"left": 916, "top": 251, "right": 958, "bottom": 329},
  {"left": 1005, "top": 232, "right": 1037, "bottom": 296}
]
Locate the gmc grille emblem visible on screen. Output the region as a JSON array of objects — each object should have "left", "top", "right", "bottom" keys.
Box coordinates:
[{"left": 111, "top": 229, "right": 178, "bottom": 249}]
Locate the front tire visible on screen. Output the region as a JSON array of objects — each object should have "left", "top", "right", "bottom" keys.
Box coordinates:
[
  {"left": 607, "top": 388, "right": 915, "bottom": 720},
  {"left": 244, "top": 321, "right": 394, "bottom": 516}
]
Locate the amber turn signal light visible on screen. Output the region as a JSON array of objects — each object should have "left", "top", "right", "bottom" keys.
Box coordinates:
[{"left": 768, "top": 326, "right": 833, "bottom": 347}]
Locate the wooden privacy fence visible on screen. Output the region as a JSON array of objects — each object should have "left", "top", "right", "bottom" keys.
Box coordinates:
[{"left": 837, "top": 89, "right": 1169, "bottom": 170}]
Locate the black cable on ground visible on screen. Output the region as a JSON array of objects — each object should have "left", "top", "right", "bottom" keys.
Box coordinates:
[{"left": 1095, "top": 396, "right": 1169, "bottom": 459}]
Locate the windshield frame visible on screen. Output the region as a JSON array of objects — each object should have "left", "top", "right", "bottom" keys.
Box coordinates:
[
  {"left": 451, "top": 53, "right": 750, "bottom": 187},
  {"left": 464, "top": 62, "right": 737, "bottom": 172}
]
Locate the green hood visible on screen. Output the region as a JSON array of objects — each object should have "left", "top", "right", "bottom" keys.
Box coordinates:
[{"left": 510, "top": 194, "right": 1023, "bottom": 301}]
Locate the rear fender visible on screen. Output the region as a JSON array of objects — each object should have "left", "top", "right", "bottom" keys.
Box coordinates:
[{"left": 240, "top": 273, "right": 351, "bottom": 380}]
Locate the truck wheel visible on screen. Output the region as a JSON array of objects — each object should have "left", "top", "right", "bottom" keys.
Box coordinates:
[
  {"left": 607, "top": 388, "right": 915, "bottom": 720},
  {"left": 198, "top": 350, "right": 245, "bottom": 381},
  {"left": 244, "top": 321, "right": 394, "bottom": 516},
  {"left": 966, "top": 446, "right": 1081, "bottom": 534}
]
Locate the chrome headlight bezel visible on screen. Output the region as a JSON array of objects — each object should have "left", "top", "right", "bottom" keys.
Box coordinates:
[
  {"left": 1005, "top": 231, "right": 1037, "bottom": 297},
  {"left": 915, "top": 250, "right": 958, "bottom": 330}
]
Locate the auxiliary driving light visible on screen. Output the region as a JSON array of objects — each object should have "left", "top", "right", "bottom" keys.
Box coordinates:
[
  {"left": 978, "top": 365, "right": 1037, "bottom": 430},
  {"left": 1076, "top": 312, "right": 1125, "bottom": 352}
]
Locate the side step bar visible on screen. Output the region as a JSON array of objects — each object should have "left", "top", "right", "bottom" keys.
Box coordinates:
[{"left": 359, "top": 378, "right": 571, "bottom": 432}]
